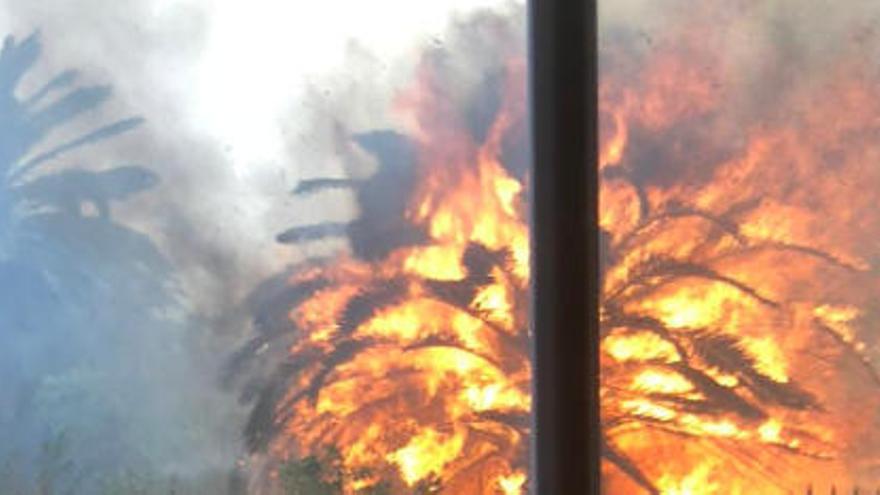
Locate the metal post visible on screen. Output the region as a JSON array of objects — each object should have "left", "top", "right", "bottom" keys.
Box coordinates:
[{"left": 530, "top": 0, "right": 599, "bottom": 494}]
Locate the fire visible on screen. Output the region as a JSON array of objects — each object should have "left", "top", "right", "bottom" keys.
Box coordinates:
[
  {"left": 657, "top": 461, "right": 726, "bottom": 495},
  {"left": 386, "top": 427, "right": 466, "bottom": 486},
  {"left": 236, "top": 5, "right": 880, "bottom": 494},
  {"left": 496, "top": 471, "right": 527, "bottom": 495},
  {"left": 598, "top": 4, "right": 880, "bottom": 493},
  {"left": 632, "top": 369, "right": 695, "bottom": 395},
  {"left": 238, "top": 39, "right": 530, "bottom": 492}
]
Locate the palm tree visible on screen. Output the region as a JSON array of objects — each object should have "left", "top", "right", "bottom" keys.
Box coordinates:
[
  {"left": 0, "top": 32, "right": 201, "bottom": 494},
  {"left": 235, "top": 57, "right": 880, "bottom": 495},
  {"left": 598, "top": 159, "right": 879, "bottom": 492}
]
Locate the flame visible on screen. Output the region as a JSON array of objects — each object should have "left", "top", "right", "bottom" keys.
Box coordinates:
[
  {"left": 658, "top": 461, "right": 728, "bottom": 495},
  {"left": 597, "top": 5, "right": 880, "bottom": 492},
  {"left": 249, "top": 56, "right": 530, "bottom": 494},
  {"left": 244, "top": 5, "right": 880, "bottom": 494},
  {"left": 386, "top": 427, "right": 466, "bottom": 486},
  {"left": 497, "top": 471, "right": 527, "bottom": 495}
]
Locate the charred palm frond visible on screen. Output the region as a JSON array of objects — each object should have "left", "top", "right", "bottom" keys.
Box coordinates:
[
  {"left": 614, "top": 201, "right": 747, "bottom": 253},
  {"left": 238, "top": 228, "right": 531, "bottom": 477},
  {"left": 225, "top": 277, "right": 331, "bottom": 385},
  {"left": 245, "top": 367, "right": 295, "bottom": 452},
  {"left": 278, "top": 130, "right": 428, "bottom": 261},
  {"left": 813, "top": 320, "right": 880, "bottom": 388},
  {"left": 706, "top": 241, "right": 865, "bottom": 273},
  {"left": 293, "top": 178, "right": 357, "bottom": 196},
  {"left": 402, "top": 336, "right": 504, "bottom": 371},
  {"left": 602, "top": 436, "right": 660, "bottom": 495},
  {"left": 276, "top": 223, "right": 349, "bottom": 244},
  {"left": 294, "top": 338, "right": 377, "bottom": 404},
  {"left": 605, "top": 256, "right": 780, "bottom": 308},
  {"left": 461, "top": 243, "right": 510, "bottom": 283},
  {"left": 238, "top": 272, "right": 530, "bottom": 491},
  {"left": 235, "top": 30, "right": 880, "bottom": 492},
  {"left": 339, "top": 279, "right": 409, "bottom": 335},
  {"left": 599, "top": 183, "right": 880, "bottom": 491}
]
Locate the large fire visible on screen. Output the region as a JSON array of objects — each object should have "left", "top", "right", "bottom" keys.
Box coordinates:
[
  {"left": 599, "top": 4, "right": 880, "bottom": 493},
  {"left": 236, "top": 5, "right": 880, "bottom": 494}
]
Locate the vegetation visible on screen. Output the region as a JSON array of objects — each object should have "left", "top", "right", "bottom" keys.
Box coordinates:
[{"left": 0, "top": 31, "right": 230, "bottom": 495}]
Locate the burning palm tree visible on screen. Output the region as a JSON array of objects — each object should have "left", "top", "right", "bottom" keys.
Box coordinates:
[
  {"left": 0, "top": 32, "right": 201, "bottom": 493},
  {"left": 235, "top": 5, "right": 880, "bottom": 494}
]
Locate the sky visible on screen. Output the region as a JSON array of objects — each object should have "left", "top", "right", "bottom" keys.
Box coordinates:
[
  {"left": 1, "top": 0, "right": 515, "bottom": 175},
  {"left": 0, "top": 0, "right": 520, "bottom": 315}
]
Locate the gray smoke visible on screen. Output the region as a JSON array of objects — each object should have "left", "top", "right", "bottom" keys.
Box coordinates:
[
  {"left": 0, "top": 2, "right": 283, "bottom": 492},
  {"left": 0, "top": 1, "right": 524, "bottom": 493}
]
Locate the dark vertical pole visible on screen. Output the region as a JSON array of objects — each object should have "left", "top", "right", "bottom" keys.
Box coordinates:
[{"left": 530, "top": 0, "right": 598, "bottom": 494}]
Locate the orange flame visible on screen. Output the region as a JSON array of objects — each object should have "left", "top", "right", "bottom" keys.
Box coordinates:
[
  {"left": 252, "top": 5, "right": 880, "bottom": 494},
  {"left": 259, "top": 56, "right": 530, "bottom": 494}
]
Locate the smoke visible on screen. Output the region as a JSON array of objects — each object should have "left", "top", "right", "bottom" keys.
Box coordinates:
[
  {"left": 599, "top": 0, "right": 880, "bottom": 190},
  {"left": 0, "top": 6, "right": 247, "bottom": 492},
  {"left": 0, "top": 0, "right": 522, "bottom": 493},
  {"left": 601, "top": 0, "right": 880, "bottom": 112},
  {"left": 19, "top": 0, "right": 880, "bottom": 491}
]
